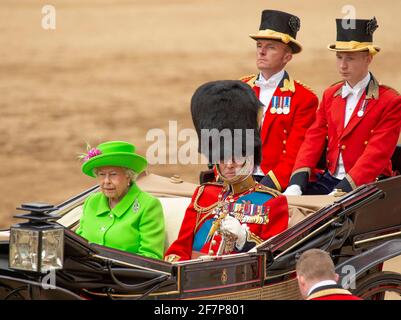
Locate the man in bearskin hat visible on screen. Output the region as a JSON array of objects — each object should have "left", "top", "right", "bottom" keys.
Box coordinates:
[
  {"left": 285, "top": 17, "right": 401, "bottom": 195},
  {"left": 239, "top": 10, "right": 319, "bottom": 192},
  {"left": 164, "top": 80, "right": 289, "bottom": 262}
]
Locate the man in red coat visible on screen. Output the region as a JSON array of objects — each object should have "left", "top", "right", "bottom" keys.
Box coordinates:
[
  {"left": 165, "top": 80, "right": 288, "bottom": 262},
  {"left": 285, "top": 17, "right": 401, "bottom": 195},
  {"left": 241, "top": 10, "right": 318, "bottom": 191},
  {"left": 296, "top": 249, "right": 362, "bottom": 300}
]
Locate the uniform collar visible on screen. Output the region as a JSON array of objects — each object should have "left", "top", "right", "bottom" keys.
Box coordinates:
[
  {"left": 224, "top": 175, "right": 257, "bottom": 195},
  {"left": 342, "top": 73, "right": 370, "bottom": 98},
  {"left": 307, "top": 280, "right": 338, "bottom": 296},
  {"left": 334, "top": 72, "right": 379, "bottom": 99},
  {"left": 95, "top": 183, "right": 141, "bottom": 218},
  {"left": 278, "top": 70, "right": 295, "bottom": 93},
  {"left": 365, "top": 73, "right": 380, "bottom": 99},
  {"left": 257, "top": 69, "right": 285, "bottom": 87}
]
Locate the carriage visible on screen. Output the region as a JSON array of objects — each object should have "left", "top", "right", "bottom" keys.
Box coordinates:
[{"left": 0, "top": 150, "right": 400, "bottom": 300}]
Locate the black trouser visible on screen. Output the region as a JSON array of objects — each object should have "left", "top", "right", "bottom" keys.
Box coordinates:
[{"left": 304, "top": 172, "right": 341, "bottom": 195}]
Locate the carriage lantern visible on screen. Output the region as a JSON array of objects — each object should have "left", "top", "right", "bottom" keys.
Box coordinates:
[{"left": 9, "top": 202, "right": 64, "bottom": 274}]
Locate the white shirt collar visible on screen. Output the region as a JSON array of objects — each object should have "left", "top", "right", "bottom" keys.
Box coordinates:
[
  {"left": 343, "top": 73, "right": 371, "bottom": 98},
  {"left": 307, "top": 280, "right": 338, "bottom": 296},
  {"left": 258, "top": 69, "right": 284, "bottom": 85},
  {"left": 255, "top": 70, "right": 285, "bottom": 89}
]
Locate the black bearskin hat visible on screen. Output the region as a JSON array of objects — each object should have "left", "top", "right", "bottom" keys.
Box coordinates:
[{"left": 191, "top": 80, "right": 262, "bottom": 165}]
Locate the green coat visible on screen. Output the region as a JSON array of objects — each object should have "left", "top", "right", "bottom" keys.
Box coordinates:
[{"left": 76, "top": 183, "right": 165, "bottom": 260}]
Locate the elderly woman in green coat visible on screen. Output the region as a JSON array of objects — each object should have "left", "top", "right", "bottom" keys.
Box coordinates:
[{"left": 76, "top": 141, "right": 165, "bottom": 260}]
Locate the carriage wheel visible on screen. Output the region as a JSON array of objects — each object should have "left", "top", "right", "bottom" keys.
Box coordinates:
[
  {"left": 0, "top": 282, "right": 27, "bottom": 300},
  {"left": 353, "top": 271, "right": 401, "bottom": 300}
]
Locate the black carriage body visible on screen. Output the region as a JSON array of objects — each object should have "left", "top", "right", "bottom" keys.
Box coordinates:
[{"left": 0, "top": 175, "right": 400, "bottom": 300}]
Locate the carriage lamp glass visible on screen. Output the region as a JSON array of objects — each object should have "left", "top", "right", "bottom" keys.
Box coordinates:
[
  {"left": 9, "top": 228, "right": 39, "bottom": 272},
  {"left": 8, "top": 203, "right": 64, "bottom": 274},
  {"left": 9, "top": 223, "right": 64, "bottom": 273}
]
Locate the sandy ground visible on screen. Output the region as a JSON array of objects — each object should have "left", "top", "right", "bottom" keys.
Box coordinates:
[{"left": 0, "top": 0, "right": 400, "bottom": 283}]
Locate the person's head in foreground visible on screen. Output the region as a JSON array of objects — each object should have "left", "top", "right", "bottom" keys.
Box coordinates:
[
  {"left": 296, "top": 249, "right": 362, "bottom": 300},
  {"left": 296, "top": 249, "right": 338, "bottom": 299}
]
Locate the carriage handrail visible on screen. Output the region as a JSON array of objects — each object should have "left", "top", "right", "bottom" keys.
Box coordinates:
[
  {"left": 335, "top": 239, "right": 401, "bottom": 289},
  {"left": 257, "top": 184, "right": 383, "bottom": 255}
]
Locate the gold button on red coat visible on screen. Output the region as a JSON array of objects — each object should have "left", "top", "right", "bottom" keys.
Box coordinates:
[
  {"left": 341, "top": 145, "right": 346, "bottom": 150},
  {"left": 364, "top": 141, "right": 368, "bottom": 145}
]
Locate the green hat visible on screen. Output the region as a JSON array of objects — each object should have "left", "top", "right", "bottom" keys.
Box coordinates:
[{"left": 81, "top": 141, "right": 147, "bottom": 177}]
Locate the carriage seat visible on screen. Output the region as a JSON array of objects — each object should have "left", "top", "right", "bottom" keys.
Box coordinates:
[
  {"left": 56, "top": 196, "right": 191, "bottom": 252},
  {"left": 57, "top": 194, "right": 334, "bottom": 253}
]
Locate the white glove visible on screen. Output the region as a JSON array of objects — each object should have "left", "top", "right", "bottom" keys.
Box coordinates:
[
  {"left": 283, "top": 184, "right": 303, "bottom": 196},
  {"left": 220, "top": 215, "right": 247, "bottom": 250}
]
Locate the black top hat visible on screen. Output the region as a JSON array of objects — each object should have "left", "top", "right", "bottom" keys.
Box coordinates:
[
  {"left": 249, "top": 10, "right": 302, "bottom": 54},
  {"left": 328, "top": 17, "right": 380, "bottom": 54},
  {"left": 191, "top": 80, "right": 262, "bottom": 165}
]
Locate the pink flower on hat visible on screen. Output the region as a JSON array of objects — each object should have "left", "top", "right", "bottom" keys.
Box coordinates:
[{"left": 83, "top": 148, "right": 102, "bottom": 161}]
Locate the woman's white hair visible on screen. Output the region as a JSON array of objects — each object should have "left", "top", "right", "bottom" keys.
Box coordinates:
[
  {"left": 93, "top": 167, "right": 138, "bottom": 183},
  {"left": 125, "top": 168, "right": 138, "bottom": 183}
]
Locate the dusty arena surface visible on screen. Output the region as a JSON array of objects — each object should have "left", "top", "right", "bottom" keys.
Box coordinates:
[{"left": 0, "top": 0, "right": 400, "bottom": 281}]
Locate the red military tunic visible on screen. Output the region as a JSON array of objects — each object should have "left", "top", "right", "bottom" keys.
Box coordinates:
[
  {"left": 241, "top": 72, "right": 318, "bottom": 191},
  {"left": 164, "top": 178, "right": 288, "bottom": 262},
  {"left": 291, "top": 74, "right": 401, "bottom": 191},
  {"left": 307, "top": 286, "right": 362, "bottom": 300}
]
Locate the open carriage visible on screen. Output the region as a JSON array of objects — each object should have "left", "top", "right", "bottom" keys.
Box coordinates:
[{"left": 0, "top": 148, "right": 400, "bottom": 300}]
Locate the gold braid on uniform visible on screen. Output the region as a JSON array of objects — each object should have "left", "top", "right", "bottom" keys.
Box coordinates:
[
  {"left": 193, "top": 185, "right": 219, "bottom": 213},
  {"left": 239, "top": 74, "right": 256, "bottom": 82},
  {"left": 254, "top": 183, "right": 281, "bottom": 197},
  {"left": 193, "top": 185, "right": 222, "bottom": 234},
  {"left": 295, "top": 80, "right": 318, "bottom": 96},
  {"left": 246, "top": 232, "right": 264, "bottom": 245}
]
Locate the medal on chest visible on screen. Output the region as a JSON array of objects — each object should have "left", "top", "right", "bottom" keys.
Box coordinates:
[
  {"left": 283, "top": 96, "right": 291, "bottom": 115},
  {"left": 270, "top": 96, "right": 291, "bottom": 115},
  {"left": 357, "top": 99, "right": 369, "bottom": 117}
]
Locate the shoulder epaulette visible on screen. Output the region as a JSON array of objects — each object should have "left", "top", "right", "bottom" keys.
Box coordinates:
[
  {"left": 239, "top": 74, "right": 256, "bottom": 82},
  {"left": 380, "top": 84, "right": 400, "bottom": 95},
  {"left": 254, "top": 184, "right": 281, "bottom": 198},
  {"left": 295, "top": 80, "right": 317, "bottom": 96}
]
